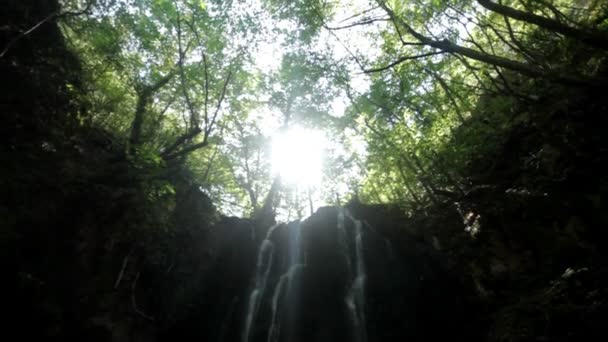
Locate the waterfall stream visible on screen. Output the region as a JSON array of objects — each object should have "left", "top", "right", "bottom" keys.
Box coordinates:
[
  {"left": 189, "top": 206, "right": 472, "bottom": 342},
  {"left": 267, "top": 263, "right": 304, "bottom": 342},
  {"left": 267, "top": 221, "right": 304, "bottom": 342},
  {"left": 241, "top": 209, "right": 376, "bottom": 342},
  {"left": 242, "top": 224, "right": 280, "bottom": 342},
  {"left": 342, "top": 212, "right": 367, "bottom": 342}
]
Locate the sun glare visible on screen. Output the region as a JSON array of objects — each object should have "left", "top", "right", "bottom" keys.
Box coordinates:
[{"left": 271, "top": 128, "right": 327, "bottom": 187}]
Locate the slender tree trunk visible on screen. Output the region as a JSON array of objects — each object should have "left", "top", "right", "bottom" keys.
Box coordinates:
[{"left": 255, "top": 176, "right": 281, "bottom": 226}]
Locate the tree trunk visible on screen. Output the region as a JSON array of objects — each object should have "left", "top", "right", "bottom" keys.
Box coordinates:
[{"left": 128, "top": 72, "right": 175, "bottom": 155}]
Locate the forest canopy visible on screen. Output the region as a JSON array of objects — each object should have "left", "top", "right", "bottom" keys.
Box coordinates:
[{"left": 10, "top": 0, "right": 607, "bottom": 219}]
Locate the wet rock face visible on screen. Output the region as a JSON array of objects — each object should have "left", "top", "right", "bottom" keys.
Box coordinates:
[{"left": 167, "top": 206, "right": 476, "bottom": 342}]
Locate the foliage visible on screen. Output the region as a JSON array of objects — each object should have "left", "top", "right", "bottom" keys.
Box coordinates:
[
  {"left": 8, "top": 0, "right": 607, "bottom": 215},
  {"left": 317, "top": 0, "right": 608, "bottom": 206}
]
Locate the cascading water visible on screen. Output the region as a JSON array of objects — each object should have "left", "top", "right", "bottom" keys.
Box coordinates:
[
  {"left": 242, "top": 224, "right": 280, "bottom": 342},
  {"left": 241, "top": 210, "right": 379, "bottom": 342},
  {"left": 171, "top": 206, "right": 470, "bottom": 342},
  {"left": 267, "top": 221, "right": 304, "bottom": 342},
  {"left": 346, "top": 218, "right": 368, "bottom": 342},
  {"left": 339, "top": 209, "right": 368, "bottom": 342},
  {"left": 267, "top": 263, "right": 304, "bottom": 342},
  {"left": 337, "top": 209, "right": 352, "bottom": 276}
]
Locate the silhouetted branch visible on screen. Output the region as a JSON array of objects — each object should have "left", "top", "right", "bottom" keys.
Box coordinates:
[
  {"left": 326, "top": 17, "right": 389, "bottom": 30},
  {"left": 364, "top": 51, "right": 445, "bottom": 73},
  {"left": 0, "top": 1, "right": 94, "bottom": 58}
]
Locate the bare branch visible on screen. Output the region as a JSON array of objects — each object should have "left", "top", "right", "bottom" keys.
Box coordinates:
[
  {"left": 163, "top": 140, "right": 209, "bottom": 160},
  {"left": 364, "top": 51, "right": 445, "bottom": 73},
  {"left": 336, "top": 6, "right": 380, "bottom": 24},
  {"left": 203, "top": 53, "right": 210, "bottom": 130},
  {"left": 0, "top": 1, "right": 94, "bottom": 58},
  {"left": 326, "top": 17, "right": 389, "bottom": 31},
  {"left": 206, "top": 68, "right": 233, "bottom": 138},
  {"left": 161, "top": 127, "right": 202, "bottom": 158},
  {"left": 175, "top": 7, "right": 198, "bottom": 129}
]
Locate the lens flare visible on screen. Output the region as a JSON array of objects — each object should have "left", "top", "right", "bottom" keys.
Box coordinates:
[{"left": 271, "top": 127, "right": 326, "bottom": 187}]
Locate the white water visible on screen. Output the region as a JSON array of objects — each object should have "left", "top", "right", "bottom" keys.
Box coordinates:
[
  {"left": 289, "top": 221, "right": 302, "bottom": 264},
  {"left": 349, "top": 219, "right": 368, "bottom": 342},
  {"left": 267, "top": 221, "right": 304, "bottom": 342},
  {"left": 339, "top": 210, "right": 368, "bottom": 342},
  {"left": 243, "top": 211, "right": 373, "bottom": 342},
  {"left": 242, "top": 224, "right": 281, "bottom": 342},
  {"left": 267, "top": 263, "right": 305, "bottom": 342},
  {"left": 337, "top": 209, "right": 353, "bottom": 276},
  {"left": 243, "top": 221, "right": 306, "bottom": 342}
]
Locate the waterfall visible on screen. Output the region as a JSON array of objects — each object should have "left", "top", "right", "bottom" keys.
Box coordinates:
[
  {"left": 337, "top": 209, "right": 352, "bottom": 276},
  {"left": 267, "top": 263, "right": 305, "bottom": 342},
  {"left": 347, "top": 219, "right": 367, "bottom": 342},
  {"left": 288, "top": 220, "right": 302, "bottom": 264},
  {"left": 242, "top": 210, "right": 375, "bottom": 342},
  {"left": 267, "top": 221, "right": 304, "bottom": 342},
  {"left": 339, "top": 209, "right": 368, "bottom": 342},
  {"left": 242, "top": 224, "right": 281, "bottom": 342}
]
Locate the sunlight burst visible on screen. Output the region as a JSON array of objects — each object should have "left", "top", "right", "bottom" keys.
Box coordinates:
[{"left": 271, "top": 127, "right": 327, "bottom": 187}]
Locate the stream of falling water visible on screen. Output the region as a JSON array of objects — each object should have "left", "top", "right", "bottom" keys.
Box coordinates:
[
  {"left": 267, "top": 263, "right": 304, "bottom": 342},
  {"left": 339, "top": 209, "right": 368, "bottom": 342},
  {"left": 347, "top": 218, "right": 368, "bottom": 342},
  {"left": 243, "top": 210, "right": 372, "bottom": 342},
  {"left": 242, "top": 224, "right": 281, "bottom": 342},
  {"left": 267, "top": 221, "right": 304, "bottom": 342}
]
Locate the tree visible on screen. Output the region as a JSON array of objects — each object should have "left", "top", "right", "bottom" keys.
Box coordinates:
[
  {"left": 373, "top": 0, "right": 604, "bottom": 86},
  {"left": 47, "top": 0, "right": 608, "bottom": 212},
  {"left": 64, "top": 0, "right": 260, "bottom": 164},
  {"left": 303, "top": 0, "right": 607, "bottom": 205}
]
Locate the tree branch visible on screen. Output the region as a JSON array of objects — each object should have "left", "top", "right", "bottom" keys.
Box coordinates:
[
  {"left": 163, "top": 140, "right": 209, "bottom": 160},
  {"left": 160, "top": 127, "right": 202, "bottom": 159},
  {"left": 376, "top": 0, "right": 602, "bottom": 86},
  {"left": 0, "top": 1, "right": 94, "bottom": 58},
  {"left": 205, "top": 68, "right": 233, "bottom": 138},
  {"left": 477, "top": 0, "right": 608, "bottom": 50},
  {"left": 175, "top": 8, "right": 198, "bottom": 129},
  {"left": 364, "top": 51, "right": 445, "bottom": 73},
  {"left": 326, "top": 17, "right": 389, "bottom": 31},
  {"left": 129, "top": 71, "right": 176, "bottom": 155}
]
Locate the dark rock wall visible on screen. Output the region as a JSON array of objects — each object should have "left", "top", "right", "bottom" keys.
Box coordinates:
[{"left": 164, "top": 206, "right": 477, "bottom": 342}]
